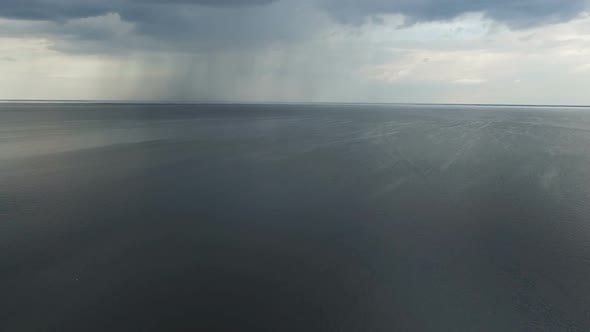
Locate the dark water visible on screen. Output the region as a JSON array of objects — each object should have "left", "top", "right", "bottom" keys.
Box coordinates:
[{"left": 3, "top": 103, "right": 590, "bottom": 331}]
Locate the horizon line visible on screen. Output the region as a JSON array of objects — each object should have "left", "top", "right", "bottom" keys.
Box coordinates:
[{"left": 1, "top": 99, "right": 590, "bottom": 108}]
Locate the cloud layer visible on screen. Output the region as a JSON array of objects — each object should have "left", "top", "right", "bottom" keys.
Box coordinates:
[
  {"left": 322, "top": 0, "right": 588, "bottom": 27},
  {"left": 1, "top": 0, "right": 590, "bottom": 103},
  {"left": 1, "top": 0, "right": 588, "bottom": 54},
  {"left": 1, "top": 0, "right": 588, "bottom": 31}
]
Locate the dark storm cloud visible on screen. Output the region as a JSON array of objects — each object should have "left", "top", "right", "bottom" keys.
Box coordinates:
[
  {"left": 322, "top": 0, "right": 588, "bottom": 27},
  {"left": 0, "top": 0, "right": 302, "bottom": 53},
  {"left": 0, "top": 0, "right": 275, "bottom": 21},
  {"left": 0, "top": 0, "right": 589, "bottom": 54},
  {"left": 0, "top": 0, "right": 108, "bottom": 20},
  {"left": 0, "top": 0, "right": 587, "bottom": 27},
  {"left": 134, "top": 0, "right": 275, "bottom": 6}
]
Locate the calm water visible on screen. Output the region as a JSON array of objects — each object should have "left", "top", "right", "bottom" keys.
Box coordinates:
[{"left": 3, "top": 103, "right": 590, "bottom": 331}]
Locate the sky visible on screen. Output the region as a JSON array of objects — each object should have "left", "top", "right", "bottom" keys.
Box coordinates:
[{"left": 1, "top": 0, "right": 590, "bottom": 104}]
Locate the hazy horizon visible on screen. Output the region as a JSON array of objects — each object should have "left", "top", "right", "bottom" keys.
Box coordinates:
[{"left": 3, "top": 100, "right": 590, "bottom": 108}]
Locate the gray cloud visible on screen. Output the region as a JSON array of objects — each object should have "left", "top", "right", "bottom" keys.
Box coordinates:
[
  {"left": 1, "top": 0, "right": 587, "bottom": 26},
  {"left": 0, "top": 0, "right": 109, "bottom": 20},
  {"left": 0, "top": 0, "right": 588, "bottom": 56},
  {"left": 321, "top": 0, "right": 589, "bottom": 28},
  {"left": 0, "top": 0, "right": 318, "bottom": 54},
  {"left": 133, "top": 0, "right": 276, "bottom": 6},
  {"left": 0, "top": 0, "right": 276, "bottom": 21}
]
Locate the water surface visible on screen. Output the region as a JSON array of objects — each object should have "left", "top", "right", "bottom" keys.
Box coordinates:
[{"left": 3, "top": 103, "right": 590, "bottom": 331}]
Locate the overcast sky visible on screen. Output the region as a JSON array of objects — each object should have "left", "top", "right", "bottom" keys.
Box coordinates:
[{"left": 1, "top": 0, "right": 590, "bottom": 104}]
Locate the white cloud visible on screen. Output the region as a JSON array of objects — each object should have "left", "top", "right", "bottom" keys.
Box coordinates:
[{"left": 453, "top": 78, "right": 487, "bottom": 84}]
